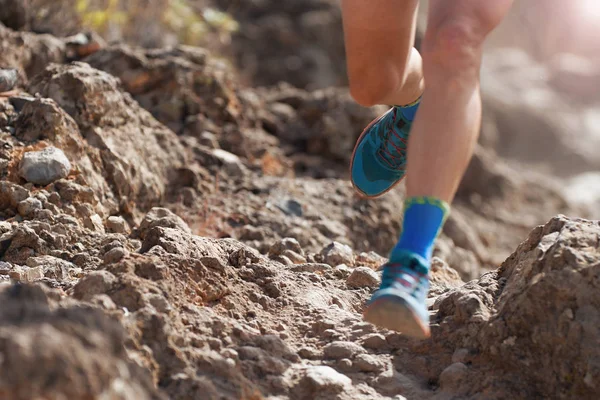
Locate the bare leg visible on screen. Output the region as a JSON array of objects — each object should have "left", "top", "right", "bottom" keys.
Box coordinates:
[
  {"left": 351, "top": 0, "right": 514, "bottom": 338},
  {"left": 406, "top": 0, "right": 514, "bottom": 202},
  {"left": 341, "top": 0, "right": 423, "bottom": 107}
]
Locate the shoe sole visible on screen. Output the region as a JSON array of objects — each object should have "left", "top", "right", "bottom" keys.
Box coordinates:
[
  {"left": 349, "top": 108, "right": 407, "bottom": 199},
  {"left": 363, "top": 296, "right": 431, "bottom": 339}
]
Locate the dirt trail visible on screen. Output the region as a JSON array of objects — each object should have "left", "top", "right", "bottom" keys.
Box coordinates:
[{"left": 0, "top": 14, "right": 597, "bottom": 400}]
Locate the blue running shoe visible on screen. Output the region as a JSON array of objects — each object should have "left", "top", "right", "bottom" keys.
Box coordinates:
[
  {"left": 363, "top": 251, "right": 431, "bottom": 339},
  {"left": 350, "top": 103, "right": 417, "bottom": 198}
]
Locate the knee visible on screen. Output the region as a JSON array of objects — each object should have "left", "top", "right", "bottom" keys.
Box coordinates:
[
  {"left": 347, "top": 63, "right": 403, "bottom": 107},
  {"left": 422, "top": 21, "right": 486, "bottom": 73}
]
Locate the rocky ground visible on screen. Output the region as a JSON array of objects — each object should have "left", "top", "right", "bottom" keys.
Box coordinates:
[{"left": 0, "top": 5, "right": 599, "bottom": 400}]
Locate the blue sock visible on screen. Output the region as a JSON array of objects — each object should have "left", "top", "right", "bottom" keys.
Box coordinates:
[{"left": 389, "top": 196, "right": 450, "bottom": 266}]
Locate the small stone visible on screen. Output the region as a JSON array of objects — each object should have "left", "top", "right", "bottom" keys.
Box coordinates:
[
  {"left": 323, "top": 341, "right": 365, "bottom": 360},
  {"left": 298, "top": 347, "right": 321, "bottom": 360},
  {"left": 321, "top": 242, "right": 355, "bottom": 266},
  {"left": 199, "top": 131, "right": 220, "bottom": 149},
  {"left": 452, "top": 348, "right": 470, "bottom": 364},
  {"left": 273, "top": 255, "right": 293, "bottom": 266},
  {"left": 302, "top": 366, "right": 351, "bottom": 393},
  {"left": 73, "top": 270, "right": 117, "bottom": 301},
  {"left": 84, "top": 214, "right": 105, "bottom": 233},
  {"left": 90, "top": 294, "right": 117, "bottom": 310},
  {"left": 356, "top": 251, "right": 387, "bottom": 267},
  {"left": 311, "top": 319, "right": 336, "bottom": 335},
  {"left": 0, "top": 181, "right": 29, "bottom": 209},
  {"left": 64, "top": 31, "right": 105, "bottom": 58},
  {"left": 439, "top": 362, "right": 468, "bottom": 391},
  {"left": 0, "top": 68, "right": 18, "bottom": 92},
  {"left": 17, "top": 197, "right": 43, "bottom": 216},
  {"left": 268, "top": 237, "right": 304, "bottom": 257},
  {"left": 19, "top": 147, "right": 71, "bottom": 185},
  {"left": 362, "top": 334, "right": 388, "bottom": 350},
  {"left": 103, "top": 247, "right": 127, "bottom": 264},
  {"left": 346, "top": 267, "right": 381, "bottom": 289},
  {"left": 0, "top": 262, "right": 11, "bottom": 275},
  {"left": 75, "top": 203, "right": 94, "bottom": 217},
  {"left": 212, "top": 149, "right": 244, "bottom": 169},
  {"left": 281, "top": 249, "right": 307, "bottom": 264},
  {"left": 138, "top": 207, "right": 191, "bottom": 238},
  {"left": 333, "top": 264, "right": 352, "bottom": 278},
  {"left": 26, "top": 255, "right": 72, "bottom": 280},
  {"left": 322, "top": 329, "right": 339, "bottom": 339},
  {"left": 9, "top": 95, "right": 35, "bottom": 112},
  {"left": 221, "top": 349, "right": 238, "bottom": 360},
  {"left": 353, "top": 354, "right": 385, "bottom": 373},
  {"left": 337, "top": 358, "right": 353, "bottom": 372},
  {"left": 9, "top": 266, "right": 44, "bottom": 282},
  {"left": 106, "top": 216, "right": 129, "bottom": 233}
]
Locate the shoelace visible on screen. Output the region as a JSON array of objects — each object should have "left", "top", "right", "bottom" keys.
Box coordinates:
[
  {"left": 376, "top": 108, "right": 409, "bottom": 170},
  {"left": 381, "top": 261, "right": 428, "bottom": 296}
]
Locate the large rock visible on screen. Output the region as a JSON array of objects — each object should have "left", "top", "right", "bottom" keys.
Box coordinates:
[
  {"left": 28, "top": 62, "right": 190, "bottom": 216},
  {"left": 0, "top": 284, "right": 163, "bottom": 400},
  {"left": 416, "top": 216, "right": 600, "bottom": 399},
  {"left": 0, "top": 23, "right": 65, "bottom": 80}
]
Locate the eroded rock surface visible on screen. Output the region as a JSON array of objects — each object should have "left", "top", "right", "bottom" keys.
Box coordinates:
[{"left": 0, "top": 15, "right": 595, "bottom": 400}]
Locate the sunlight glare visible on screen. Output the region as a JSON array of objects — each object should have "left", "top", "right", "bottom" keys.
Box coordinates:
[{"left": 576, "top": 0, "right": 600, "bottom": 22}]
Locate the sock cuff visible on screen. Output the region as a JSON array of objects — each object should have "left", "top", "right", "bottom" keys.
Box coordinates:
[
  {"left": 404, "top": 196, "right": 450, "bottom": 222},
  {"left": 396, "top": 95, "right": 422, "bottom": 109}
]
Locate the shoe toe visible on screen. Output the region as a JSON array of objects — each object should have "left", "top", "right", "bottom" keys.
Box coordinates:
[{"left": 351, "top": 141, "right": 400, "bottom": 197}]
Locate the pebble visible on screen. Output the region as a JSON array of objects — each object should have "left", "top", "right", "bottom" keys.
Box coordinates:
[
  {"left": 73, "top": 270, "right": 117, "bottom": 300},
  {"left": 19, "top": 147, "right": 71, "bottom": 185},
  {"left": 9, "top": 266, "right": 44, "bottom": 282},
  {"left": 139, "top": 207, "right": 191, "bottom": 237},
  {"left": 302, "top": 365, "right": 351, "bottom": 393},
  {"left": 0, "top": 68, "right": 18, "bottom": 92},
  {"left": 353, "top": 353, "right": 385, "bottom": 373},
  {"left": 321, "top": 241, "right": 354, "bottom": 266},
  {"left": 103, "top": 247, "right": 127, "bottom": 264},
  {"left": 26, "top": 255, "right": 72, "bottom": 280},
  {"left": 346, "top": 267, "right": 381, "bottom": 289},
  {"left": 212, "top": 148, "right": 245, "bottom": 175},
  {"left": 280, "top": 249, "right": 307, "bottom": 264},
  {"left": 362, "top": 333, "right": 388, "bottom": 350},
  {"left": 337, "top": 358, "right": 353, "bottom": 372},
  {"left": 17, "top": 197, "right": 43, "bottom": 217},
  {"left": 356, "top": 251, "right": 387, "bottom": 266},
  {"left": 1, "top": 181, "right": 29, "bottom": 208},
  {"left": 323, "top": 341, "right": 365, "bottom": 360},
  {"left": 221, "top": 348, "right": 239, "bottom": 361},
  {"left": 298, "top": 347, "right": 321, "bottom": 360},
  {"left": 268, "top": 237, "right": 304, "bottom": 257},
  {"left": 84, "top": 214, "right": 105, "bottom": 233},
  {"left": 9, "top": 95, "right": 35, "bottom": 112},
  {"left": 333, "top": 264, "right": 352, "bottom": 278},
  {"left": 452, "top": 348, "right": 470, "bottom": 364},
  {"left": 106, "top": 216, "right": 129, "bottom": 233},
  {"left": 439, "top": 362, "right": 468, "bottom": 391}
]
